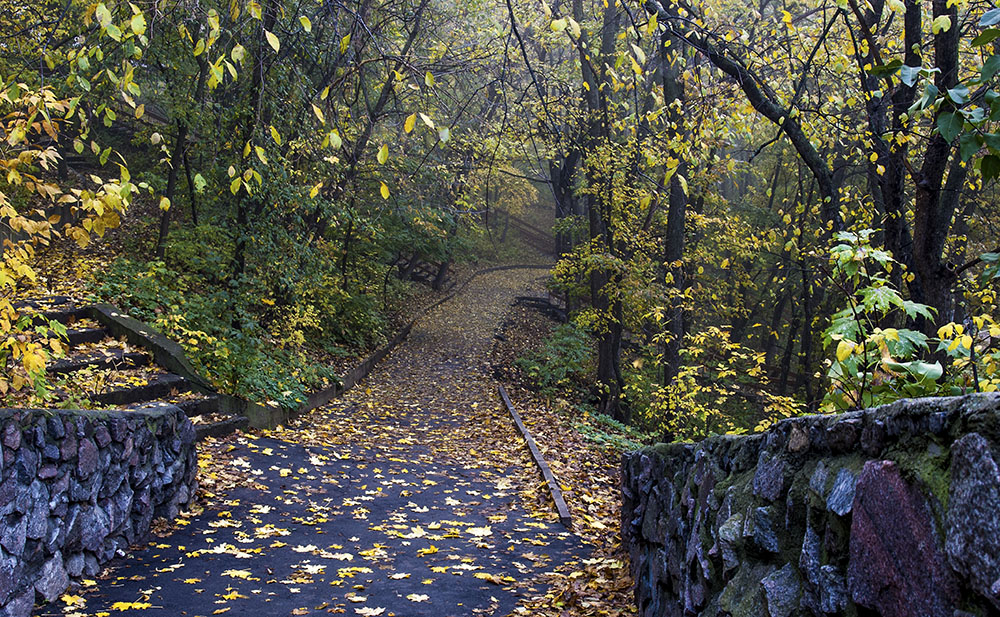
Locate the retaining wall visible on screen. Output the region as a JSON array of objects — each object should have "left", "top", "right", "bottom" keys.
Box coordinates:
[
  {"left": 621, "top": 393, "right": 1000, "bottom": 617},
  {"left": 0, "top": 404, "right": 197, "bottom": 617}
]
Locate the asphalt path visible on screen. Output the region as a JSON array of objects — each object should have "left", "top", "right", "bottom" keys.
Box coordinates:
[{"left": 38, "top": 267, "right": 585, "bottom": 617}]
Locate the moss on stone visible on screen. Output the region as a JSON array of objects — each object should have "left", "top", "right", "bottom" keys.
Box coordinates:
[
  {"left": 719, "top": 563, "right": 772, "bottom": 616},
  {"left": 885, "top": 440, "right": 951, "bottom": 510}
]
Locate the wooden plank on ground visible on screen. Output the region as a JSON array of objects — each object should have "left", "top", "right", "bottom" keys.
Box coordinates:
[{"left": 498, "top": 385, "right": 572, "bottom": 528}]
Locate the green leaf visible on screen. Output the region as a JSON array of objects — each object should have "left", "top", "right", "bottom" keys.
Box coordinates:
[
  {"left": 193, "top": 174, "right": 207, "bottom": 192},
  {"left": 947, "top": 85, "right": 970, "bottom": 105},
  {"left": 981, "top": 8, "right": 1000, "bottom": 26},
  {"left": 377, "top": 144, "right": 388, "bottom": 164},
  {"left": 106, "top": 23, "right": 122, "bottom": 41},
  {"left": 900, "top": 299, "right": 936, "bottom": 320},
  {"left": 861, "top": 285, "right": 901, "bottom": 313},
  {"left": 869, "top": 59, "right": 902, "bottom": 77},
  {"left": 983, "top": 55, "right": 1000, "bottom": 82},
  {"left": 438, "top": 127, "right": 450, "bottom": 143},
  {"left": 959, "top": 133, "right": 982, "bottom": 161},
  {"left": 899, "top": 65, "right": 920, "bottom": 87},
  {"left": 909, "top": 82, "right": 939, "bottom": 114},
  {"left": 887, "top": 360, "right": 943, "bottom": 381},
  {"left": 888, "top": 328, "right": 930, "bottom": 355},
  {"left": 936, "top": 111, "right": 963, "bottom": 143},
  {"left": 973, "top": 28, "right": 1000, "bottom": 47},
  {"left": 299, "top": 16, "right": 312, "bottom": 32},
  {"left": 981, "top": 154, "right": 1000, "bottom": 183}
]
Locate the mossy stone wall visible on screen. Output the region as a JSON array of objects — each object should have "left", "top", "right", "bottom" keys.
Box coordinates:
[
  {"left": 0, "top": 404, "right": 197, "bottom": 617},
  {"left": 621, "top": 394, "right": 1000, "bottom": 617}
]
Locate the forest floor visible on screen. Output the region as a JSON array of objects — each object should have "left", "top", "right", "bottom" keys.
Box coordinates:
[{"left": 35, "top": 265, "right": 635, "bottom": 617}]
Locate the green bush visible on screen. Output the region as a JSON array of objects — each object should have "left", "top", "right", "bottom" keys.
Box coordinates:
[{"left": 516, "top": 323, "right": 593, "bottom": 396}]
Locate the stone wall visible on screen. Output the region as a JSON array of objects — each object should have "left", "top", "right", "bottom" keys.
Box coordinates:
[
  {"left": 0, "top": 404, "right": 197, "bottom": 617},
  {"left": 621, "top": 393, "right": 1000, "bottom": 617}
]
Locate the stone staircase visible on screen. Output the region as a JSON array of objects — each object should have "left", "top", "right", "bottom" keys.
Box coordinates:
[{"left": 7, "top": 296, "right": 248, "bottom": 440}]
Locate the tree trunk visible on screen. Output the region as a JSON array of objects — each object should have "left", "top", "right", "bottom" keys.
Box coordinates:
[
  {"left": 183, "top": 149, "right": 198, "bottom": 226},
  {"left": 660, "top": 25, "right": 687, "bottom": 397},
  {"left": 155, "top": 121, "right": 188, "bottom": 258},
  {"left": 155, "top": 23, "right": 209, "bottom": 258}
]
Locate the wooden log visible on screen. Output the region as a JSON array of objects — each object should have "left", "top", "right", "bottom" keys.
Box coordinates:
[{"left": 497, "top": 384, "right": 572, "bottom": 528}]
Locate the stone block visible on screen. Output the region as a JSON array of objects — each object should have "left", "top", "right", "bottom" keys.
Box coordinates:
[
  {"left": 945, "top": 433, "right": 1000, "bottom": 610},
  {"left": 847, "top": 460, "right": 957, "bottom": 617}
]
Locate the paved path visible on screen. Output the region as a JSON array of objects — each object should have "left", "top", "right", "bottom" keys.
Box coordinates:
[{"left": 39, "top": 268, "right": 585, "bottom": 617}]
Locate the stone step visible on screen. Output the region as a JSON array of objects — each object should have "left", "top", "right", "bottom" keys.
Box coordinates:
[
  {"left": 12, "top": 295, "right": 74, "bottom": 310},
  {"left": 195, "top": 415, "right": 249, "bottom": 441},
  {"left": 13, "top": 297, "right": 92, "bottom": 326},
  {"left": 47, "top": 350, "right": 150, "bottom": 374},
  {"left": 91, "top": 373, "right": 191, "bottom": 406},
  {"left": 66, "top": 327, "right": 111, "bottom": 347},
  {"left": 176, "top": 394, "right": 221, "bottom": 417},
  {"left": 39, "top": 305, "right": 90, "bottom": 325}
]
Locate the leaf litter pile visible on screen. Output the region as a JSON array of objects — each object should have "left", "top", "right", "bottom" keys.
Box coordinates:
[{"left": 38, "top": 267, "right": 636, "bottom": 617}]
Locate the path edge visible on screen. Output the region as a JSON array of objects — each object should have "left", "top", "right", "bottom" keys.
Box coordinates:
[
  {"left": 244, "top": 263, "right": 555, "bottom": 429},
  {"left": 498, "top": 384, "right": 572, "bottom": 528}
]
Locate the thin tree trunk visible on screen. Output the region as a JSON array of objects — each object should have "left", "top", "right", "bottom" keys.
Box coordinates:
[{"left": 183, "top": 149, "right": 198, "bottom": 226}]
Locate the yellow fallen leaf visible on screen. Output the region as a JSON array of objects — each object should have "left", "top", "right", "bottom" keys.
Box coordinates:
[
  {"left": 110, "top": 602, "right": 153, "bottom": 611},
  {"left": 61, "top": 594, "right": 85, "bottom": 606},
  {"left": 473, "top": 572, "right": 502, "bottom": 584}
]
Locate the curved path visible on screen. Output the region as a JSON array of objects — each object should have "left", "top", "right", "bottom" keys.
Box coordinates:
[{"left": 38, "top": 267, "right": 587, "bottom": 617}]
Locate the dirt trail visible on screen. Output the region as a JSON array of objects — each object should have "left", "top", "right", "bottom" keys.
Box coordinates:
[{"left": 39, "top": 267, "right": 592, "bottom": 617}]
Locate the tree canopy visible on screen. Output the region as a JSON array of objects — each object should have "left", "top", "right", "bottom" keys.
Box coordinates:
[{"left": 3, "top": 0, "right": 1000, "bottom": 439}]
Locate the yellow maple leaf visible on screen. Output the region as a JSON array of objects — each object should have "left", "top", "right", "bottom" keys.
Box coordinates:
[
  {"left": 61, "top": 594, "right": 85, "bottom": 606},
  {"left": 110, "top": 601, "right": 153, "bottom": 610}
]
